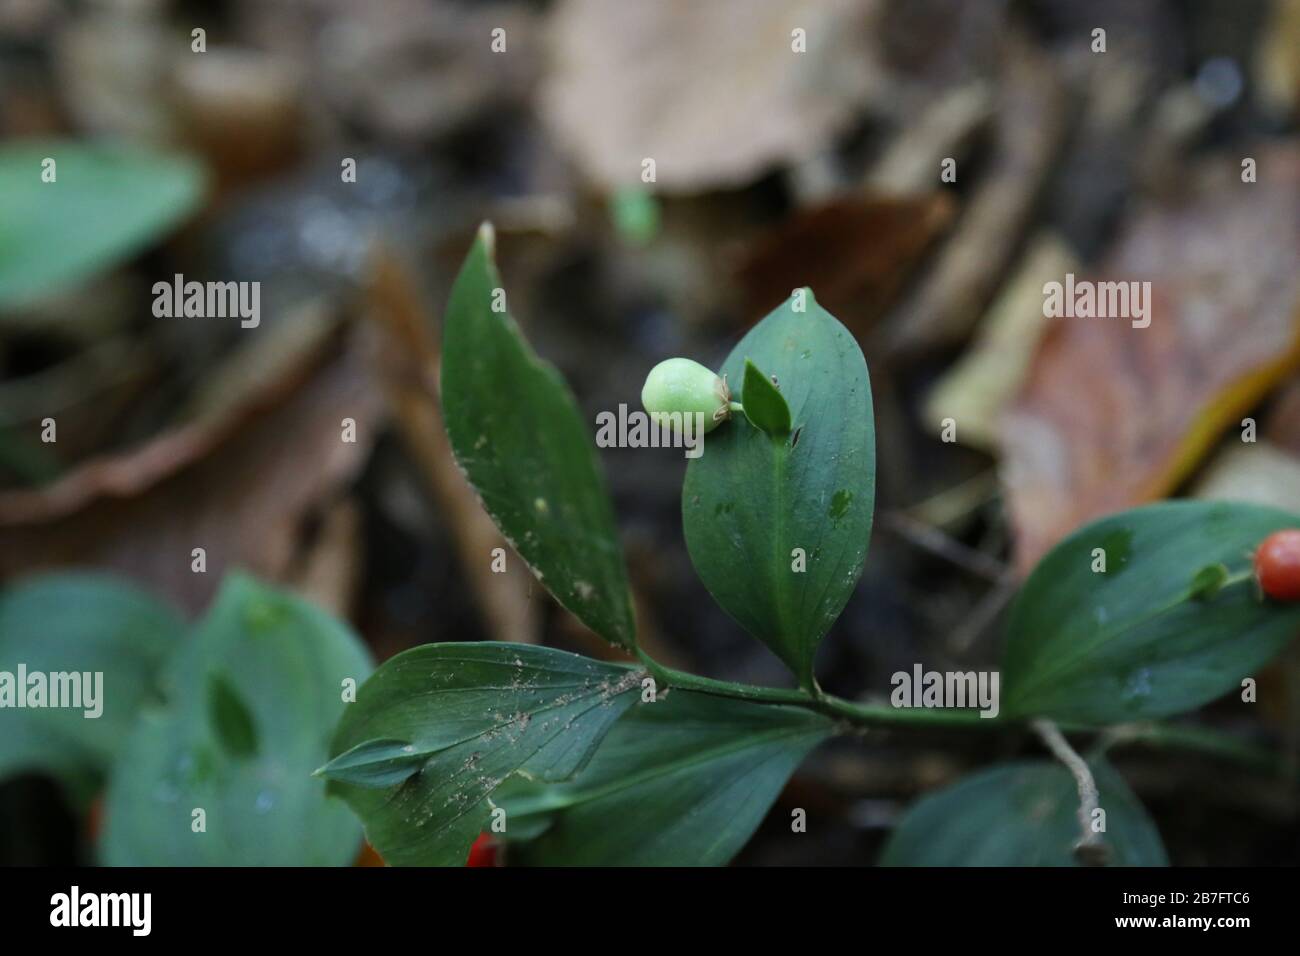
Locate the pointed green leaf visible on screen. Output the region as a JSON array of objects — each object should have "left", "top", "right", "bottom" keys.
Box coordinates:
[
  {"left": 1004, "top": 501, "right": 1300, "bottom": 725},
  {"left": 1189, "top": 563, "right": 1229, "bottom": 600},
  {"left": 881, "top": 759, "right": 1167, "bottom": 866},
  {"left": 101, "top": 574, "right": 373, "bottom": 865},
  {"left": 683, "top": 290, "right": 875, "bottom": 686},
  {"left": 441, "top": 224, "right": 636, "bottom": 648},
  {"left": 500, "top": 689, "right": 831, "bottom": 866},
  {"left": 608, "top": 187, "right": 660, "bottom": 247},
  {"left": 0, "top": 574, "right": 185, "bottom": 785},
  {"left": 326, "top": 642, "right": 643, "bottom": 866},
  {"left": 207, "top": 673, "right": 258, "bottom": 758},
  {"left": 741, "top": 359, "right": 791, "bottom": 436},
  {"left": 0, "top": 140, "right": 205, "bottom": 308},
  {"left": 315, "top": 738, "right": 441, "bottom": 789}
]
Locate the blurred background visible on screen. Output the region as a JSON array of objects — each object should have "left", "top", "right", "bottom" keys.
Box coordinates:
[{"left": 1, "top": 0, "right": 1299, "bottom": 865}]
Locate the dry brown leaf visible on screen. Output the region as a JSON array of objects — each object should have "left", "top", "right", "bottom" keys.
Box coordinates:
[
  {"left": 1192, "top": 442, "right": 1300, "bottom": 513},
  {"left": 0, "top": 336, "right": 160, "bottom": 479},
  {"left": 1264, "top": 377, "right": 1300, "bottom": 455},
  {"left": 305, "top": 1, "right": 539, "bottom": 143},
  {"left": 888, "top": 29, "right": 1067, "bottom": 353},
  {"left": 286, "top": 498, "right": 364, "bottom": 619},
  {"left": 0, "top": 327, "right": 380, "bottom": 613},
  {"left": 541, "top": 0, "right": 882, "bottom": 192},
  {"left": 0, "top": 302, "right": 342, "bottom": 522},
  {"left": 53, "top": 10, "right": 172, "bottom": 141},
  {"left": 734, "top": 193, "right": 954, "bottom": 332},
  {"left": 923, "top": 233, "right": 1078, "bottom": 451},
  {"left": 1001, "top": 146, "right": 1300, "bottom": 575},
  {"left": 1255, "top": 0, "right": 1300, "bottom": 120},
  {"left": 172, "top": 46, "right": 305, "bottom": 190},
  {"left": 365, "top": 247, "right": 541, "bottom": 645},
  {"left": 180, "top": 299, "right": 343, "bottom": 424},
  {"left": 865, "top": 82, "right": 993, "bottom": 195}
]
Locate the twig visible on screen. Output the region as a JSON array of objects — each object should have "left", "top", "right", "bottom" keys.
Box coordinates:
[
  {"left": 906, "top": 469, "right": 999, "bottom": 530},
  {"left": 1033, "top": 718, "right": 1108, "bottom": 866},
  {"left": 886, "top": 28, "right": 1067, "bottom": 354},
  {"left": 882, "top": 510, "right": 1006, "bottom": 583},
  {"left": 947, "top": 572, "right": 1018, "bottom": 653}
]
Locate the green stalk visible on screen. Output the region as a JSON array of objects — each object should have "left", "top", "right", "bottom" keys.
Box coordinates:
[
  {"left": 637, "top": 650, "right": 1286, "bottom": 770},
  {"left": 636, "top": 651, "right": 809, "bottom": 706},
  {"left": 637, "top": 649, "right": 995, "bottom": 728}
]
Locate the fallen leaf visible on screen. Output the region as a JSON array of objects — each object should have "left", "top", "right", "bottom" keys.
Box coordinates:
[
  {"left": 1192, "top": 442, "right": 1300, "bottom": 513},
  {"left": 1263, "top": 377, "right": 1300, "bottom": 455},
  {"left": 172, "top": 46, "right": 305, "bottom": 190},
  {"left": 1001, "top": 146, "right": 1300, "bottom": 575},
  {"left": 0, "top": 336, "right": 160, "bottom": 481},
  {"left": 888, "top": 29, "right": 1067, "bottom": 352},
  {"left": 285, "top": 498, "right": 364, "bottom": 619},
  {"left": 865, "top": 83, "right": 993, "bottom": 195},
  {"left": 1255, "top": 0, "right": 1300, "bottom": 121},
  {"left": 53, "top": 10, "right": 171, "bottom": 141},
  {"left": 0, "top": 325, "right": 380, "bottom": 614},
  {"left": 923, "top": 233, "right": 1078, "bottom": 451},
  {"left": 0, "top": 302, "right": 341, "bottom": 521},
  {"left": 306, "top": 2, "right": 539, "bottom": 143},
  {"left": 541, "top": 0, "right": 882, "bottom": 192},
  {"left": 734, "top": 193, "right": 955, "bottom": 332}
]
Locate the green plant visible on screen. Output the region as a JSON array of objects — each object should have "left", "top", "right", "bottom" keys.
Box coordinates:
[
  {"left": 318, "top": 224, "right": 1300, "bottom": 867},
  {"left": 0, "top": 140, "right": 205, "bottom": 309},
  {"left": 0, "top": 573, "right": 372, "bottom": 865}
]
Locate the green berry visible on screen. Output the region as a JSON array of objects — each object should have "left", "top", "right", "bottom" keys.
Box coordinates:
[{"left": 641, "top": 358, "right": 732, "bottom": 434}]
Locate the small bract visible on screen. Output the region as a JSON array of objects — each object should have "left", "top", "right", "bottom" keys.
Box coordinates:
[{"left": 641, "top": 357, "right": 732, "bottom": 434}]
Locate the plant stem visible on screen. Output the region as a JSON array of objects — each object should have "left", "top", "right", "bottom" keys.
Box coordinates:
[
  {"left": 637, "top": 650, "right": 1287, "bottom": 772},
  {"left": 812, "top": 690, "right": 994, "bottom": 728},
  {"left": 636, "top": 651, "right": 809, "bottom": 706},
  {"left": 1219, "top": 567, "right": 1257, "bottom": 589},
  {"left": 637, "top": 650, "right": 994, "bottom": 728},
  {"left": 1033, "top": 719, "right": 1108, "bottom": 865}
]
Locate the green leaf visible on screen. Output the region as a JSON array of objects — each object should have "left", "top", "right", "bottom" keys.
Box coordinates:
[
  {"left": 683, "top": 290, "right": 875, "bottom": 686},
  {"left": 741, "top": 358, "right": 791, "bottom": 436},
  {"left": 100, "top": 574, "right": 373, "bottom": 866},
  {"left": 441, "top": 224, "right": 636, "bottom": 649},
  {"left": 325, "top": 642, "right": 643, "bottom": 866},
  {"left": 608, "top": 187, "right": 660, "bottom": 247},
  {"left": 1189, "top": 563, "right": 1229, "bottom": 600},
  {"left": 207, "top": 674, "right": 258, "bottom": 758},
  {"left": 1004, "top": 501, "right": 1300, "bottom": 725},
  {"left": 880, "top": 759, "right": 1167, "bottom": 866},
  {"left": 0, "top": 574, "right": 185, "bottom": 783},
  {"left": 315, "top": 738, "right": 437, "bottom": 789},
  {"left": 0, "top": 140, "right": 205, "bottom": 308},
  {"left": 500, "top": 689, "right": 831, "bottom": 866}
]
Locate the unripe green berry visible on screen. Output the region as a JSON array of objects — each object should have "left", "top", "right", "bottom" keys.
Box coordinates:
[{"left": 641, "top": 357, "right": 732, "bottom": 434}]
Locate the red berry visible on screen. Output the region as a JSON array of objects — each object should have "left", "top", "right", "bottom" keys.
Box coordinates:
[
  {"left": 465, "top": 832, "right": 498, "bottom": 867},
  {"left": 1254, "top": 529, "right": 1300, "bottom": 601}
]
